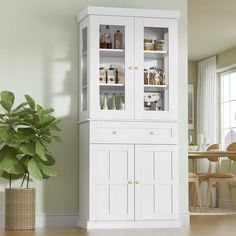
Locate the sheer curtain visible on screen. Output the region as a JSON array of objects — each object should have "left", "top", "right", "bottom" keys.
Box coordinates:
[{"left": 197, "top": 56, "right": 217, "bottom": 204}]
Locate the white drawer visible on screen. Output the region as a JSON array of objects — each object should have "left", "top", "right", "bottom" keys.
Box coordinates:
[{"left": 90, "top": 121, "right": 177, "bottom": 144}]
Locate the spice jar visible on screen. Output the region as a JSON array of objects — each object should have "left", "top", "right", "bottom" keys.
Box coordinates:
[
  {"left": 144, "top": 69, "right": 149, "bottom": 85},
  {"left": 107, "top": 65, "right": 116, "bottom": 84},
  {"left": 144, "top": 38, "right": 154, "bottom": 50},
  {"left": 154, "top": 40, "right": 165, "bottom": 51},
  {"left": 99, "top": 67, "right": 106, "bottom": 84}
]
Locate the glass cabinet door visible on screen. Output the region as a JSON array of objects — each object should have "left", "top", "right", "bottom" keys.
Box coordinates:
[
  {"left": 135, "top": 18, "right": 178, "bottom": 120},
  {"left": 90, "top": 16, "right": 134, "bottom": 120}
]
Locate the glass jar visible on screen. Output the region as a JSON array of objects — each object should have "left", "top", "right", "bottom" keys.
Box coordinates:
[
  {"left": 144, "top": 38, "right": 154, "bottom": 50},
  {"left": 154, "top": 40, "right": 165, "bottom": 51}
]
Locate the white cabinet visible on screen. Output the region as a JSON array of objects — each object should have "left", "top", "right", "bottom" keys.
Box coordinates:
[
  {"left": 79, "top": 7, "right": 178, "bottom": 121},
  {"left": 78, "top": 6, "right": 180, "bottom": 229},
  {"left": 90, "top": 144, "right": 178, "bottom": 222}
]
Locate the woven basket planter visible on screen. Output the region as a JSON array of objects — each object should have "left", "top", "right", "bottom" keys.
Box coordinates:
[{"left": 5, "top": 188, "right": 35, "bottom": 230}]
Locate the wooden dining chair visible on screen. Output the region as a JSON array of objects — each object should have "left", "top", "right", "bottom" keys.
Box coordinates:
[
  {"left": 226, "top": 142, "right": 236, "bottom": 210},
  {"left": 197, "top": 144, "right": 220, "bottom": 208},
  {"left": 188, "top": 172, "right": 202, "bottom": 211},
  {"left": 205, "top": 142, "right": 236, "bottom": 211}
]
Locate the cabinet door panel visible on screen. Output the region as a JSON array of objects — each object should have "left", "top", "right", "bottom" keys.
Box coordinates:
[
  {"left": 135, "top": 145, "right": 178, "bottom": 220},
  {"left": 89, "top": 15, "right": 135, "bottom": 120},
  {"left": 135, "top": 17, "right": 178, "bottom": 121},
  {"left": 91, "top": 144, "right": 134, "bottom": 220}
]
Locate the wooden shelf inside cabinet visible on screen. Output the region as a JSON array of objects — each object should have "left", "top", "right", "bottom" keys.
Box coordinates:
[
  {"left": 144, "top": 84, "right": 168, "bottom": 88},
  {"left": 144, "top": 50, "right": 168, "bottom": 59},
  {"left": 100, "top": 48, "right": 125, "bottom": 58},
  {"left": 100, "top": 83, "right": 125, "bottom": 89}
]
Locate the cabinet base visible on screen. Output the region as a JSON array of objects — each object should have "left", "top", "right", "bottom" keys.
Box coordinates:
[{"left": 77, "top": 219, "right": 181, "bottom": 229}]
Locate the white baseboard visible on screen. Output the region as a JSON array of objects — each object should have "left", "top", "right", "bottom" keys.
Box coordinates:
[
  {"left": 180, "top": 212, "right": 190, "bottom": 226},
  {"left": 77, "top": 219, "right": 182, "bottom": 229},
  {"left": 0, "top": 213, "right": 78, "bottom": 228}
]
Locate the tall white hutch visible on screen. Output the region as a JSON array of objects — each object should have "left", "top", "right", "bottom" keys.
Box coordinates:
[{"left": 78, "top": 6, "right": 180, "bottom": 229}]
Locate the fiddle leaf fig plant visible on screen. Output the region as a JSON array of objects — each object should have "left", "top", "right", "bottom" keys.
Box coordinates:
[{"left": 0, "top": 91, "right": 61, "bottom": 188}]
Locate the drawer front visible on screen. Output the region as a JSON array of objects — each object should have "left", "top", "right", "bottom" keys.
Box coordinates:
[{"left": 90, "top": 122, "right": 177, "bottom": 144}]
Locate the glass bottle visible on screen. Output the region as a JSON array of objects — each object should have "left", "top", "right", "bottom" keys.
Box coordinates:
[
  {"left": 101, "top": 94, "right": 108, "bottom": 110},
  {"left": 111, "top": 94, "right": 117, "bottom": 110},
  {"left": 99, "top": 27, "right": 106, "bottom": 48},
  {"left": 104, "top": 25, "right": 112, "bottom": 49},
  {"left": 114, "top": 30, "right": 123, "bottom": 49},
  {"left": 118, "top": 94, "right": 125, "bottom": 110}
]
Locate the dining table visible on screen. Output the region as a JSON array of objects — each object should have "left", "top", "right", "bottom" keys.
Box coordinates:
[{"left": 188, "top": 150, "right": 236, "bottom": 173}]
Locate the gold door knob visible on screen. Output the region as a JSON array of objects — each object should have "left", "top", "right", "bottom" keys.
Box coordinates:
[
  {"left": 135, "top": 181, "right": 141, "bottom": 184},
  {"left": 128, "top": 180, "right": 134, "bottom": 184},
  {"left": 112, "top": 130, "right": 117, "bottom": 135}
]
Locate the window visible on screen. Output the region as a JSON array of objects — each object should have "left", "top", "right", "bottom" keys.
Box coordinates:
[{"left": 220, "top": 69, "right": 236, "bottom": 148}]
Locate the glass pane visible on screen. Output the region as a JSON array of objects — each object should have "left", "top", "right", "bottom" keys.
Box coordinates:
[
  {"left": 230, "top": 72, "right": 236, "bottom": 100},
  {"left": 99, "top": 25, "right": 125, "bottom": 110},
  {"left": 230, "top": 101, "right": 236, "bottom": 127},
  {"left": 143, "top": 27, "right": 168, "bottom": 111},
  {"left": 223, "top": 129, "right": 232, "bottom": 149},
  {"left": 232, "top": 129, "right": 236, "bottom": 143},
  {"left": 223, "top": 102, "right": 230, "bottom": 129},
  {"left": 222, "top": 74, "right": 230, "bottom": 102},
  {"left": 82, "top": 27, "right": 87, "bottom": 112}
]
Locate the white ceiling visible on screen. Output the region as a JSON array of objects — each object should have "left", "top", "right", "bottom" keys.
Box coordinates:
[{"left": 188, "top": 0, "right": 236, "bottom": 61}]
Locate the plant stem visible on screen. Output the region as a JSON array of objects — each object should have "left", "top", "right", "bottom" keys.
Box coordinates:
[
  {"left": 27, "top": 173, "right": 30, "bottom": 188},
  {"left": 9, "top": 174, "right": 12, "bottom": 189},
  {"left": 21, "top": 174, "right": 26, "bottom": 188}
]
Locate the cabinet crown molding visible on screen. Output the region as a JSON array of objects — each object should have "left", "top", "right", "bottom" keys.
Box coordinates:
[{"left": 78, "top": 6, "right": 180, "bottom": 22}]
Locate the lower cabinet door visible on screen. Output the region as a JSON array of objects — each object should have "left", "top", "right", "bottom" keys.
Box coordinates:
[
  {"left": 91, "top": 144, "right": 135, "bottom": 220},
  {"left": 135, "top": 145, "right": 178, "bottom": 220}
]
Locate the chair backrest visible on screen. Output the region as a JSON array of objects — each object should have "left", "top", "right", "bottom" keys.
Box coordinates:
[
  {"left": 207, "top": 144, "right": 220, "bottom": 173},
  {"left": 226, "top": 142, "right": 236, "bottom": 173}
]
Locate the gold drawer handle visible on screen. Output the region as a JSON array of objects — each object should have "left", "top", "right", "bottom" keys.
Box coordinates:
[
  {"left": 149, "top": 131, "right": 155, "bottom": 135},
  {"left": 112, "top": 130, "right": 118, "bottom": 135},
  {"left": 135, "top": 181, "right": 141, "bottom": 184},
  {"left": 134, "top": 66, "right": 139, "bottom": 70},
  {"left": 128, "top": 66, "right": 134, "bottom": 70},
  {"left": 128, "top": 180, "right": 134, "bottom": 184}
]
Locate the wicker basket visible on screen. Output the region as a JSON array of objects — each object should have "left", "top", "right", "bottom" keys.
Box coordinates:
[{"left": 5, "top": 188, "right": 35, "bottom": 230}]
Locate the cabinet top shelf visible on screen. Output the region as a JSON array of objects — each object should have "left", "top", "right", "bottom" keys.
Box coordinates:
[{"left": 100, "top": 48, "right": 125, "bottom": 58}]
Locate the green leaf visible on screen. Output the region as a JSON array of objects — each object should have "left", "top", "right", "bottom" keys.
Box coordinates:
[
  {"left": 0, "top": 148, "right": 24, "bottom": 175},
  {"left": 25, "top": 95, "right": 35, "bottom": 110},
  {"left": 38, "top": 162, "right": 57, "bottom": 177},
  {"left": 19, "top": 143, "right": 35, "bottom": 156},
  {"left": 41, "top": 155, "right": 55, "bottom": 166},
  {"left": 13, "top": 102, "right": 28, "bottom": 112},
  {"left": 27, "top": 159, "right": 43, "bottom": 181},
  {"left": 0, "top": 91, "right": 15, "bottom": 112},
  {"left": 52, "top": 136, "right": 61, "bottom": 142},
  {"left": 0, "top": 170, "right": 24, "bottom": 180},
  {"left": 36, "top": 105, "right": 45, "bottom": 124},
  {"left": 35, "top": 141, "right": 47, "bottom": 161},
  {"left": 44, "top": 108, "right": 54, "bottom": 114},
  {"left": 0, "top": 126, "right": 13, "bottom": 142}
]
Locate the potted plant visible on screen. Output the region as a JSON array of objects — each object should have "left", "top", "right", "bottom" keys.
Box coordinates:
[{"left": 0, "top": 91, "right": 61, "bottom": 230}]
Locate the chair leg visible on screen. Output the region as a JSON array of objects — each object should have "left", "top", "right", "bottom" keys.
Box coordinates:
[
  {"left": 206, "top": 179, "right": 213, "bottom": 212},
  {"left": 218, "top": 182, "right": 224, "bottom": 209},
  {"left": 193, "top": 182, "right": 196, "bottom": 211},
  {"left": 229, "top": 185, "right": 234, "bottom": 211},
  {"left": 194, "top": 179, "right": 202, "bottom": 212}
]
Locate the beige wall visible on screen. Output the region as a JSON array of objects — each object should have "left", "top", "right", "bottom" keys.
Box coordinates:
[{"left": 0, "top": 0, "right": 188, "bottom": 217}]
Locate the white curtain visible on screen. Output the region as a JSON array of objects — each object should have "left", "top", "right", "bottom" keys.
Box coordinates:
[{"left": 197, "top": 56, "right": 217, "bottom": 205}]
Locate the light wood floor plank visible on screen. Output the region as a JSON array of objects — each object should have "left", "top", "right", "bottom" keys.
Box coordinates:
[{"left": 1, "top": 216, "right": 236, "bottom": 236}]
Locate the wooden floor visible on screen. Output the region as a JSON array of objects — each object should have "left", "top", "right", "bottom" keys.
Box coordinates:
[{"left": 1, "top": 215, "right": 236, "bottom": 236}]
